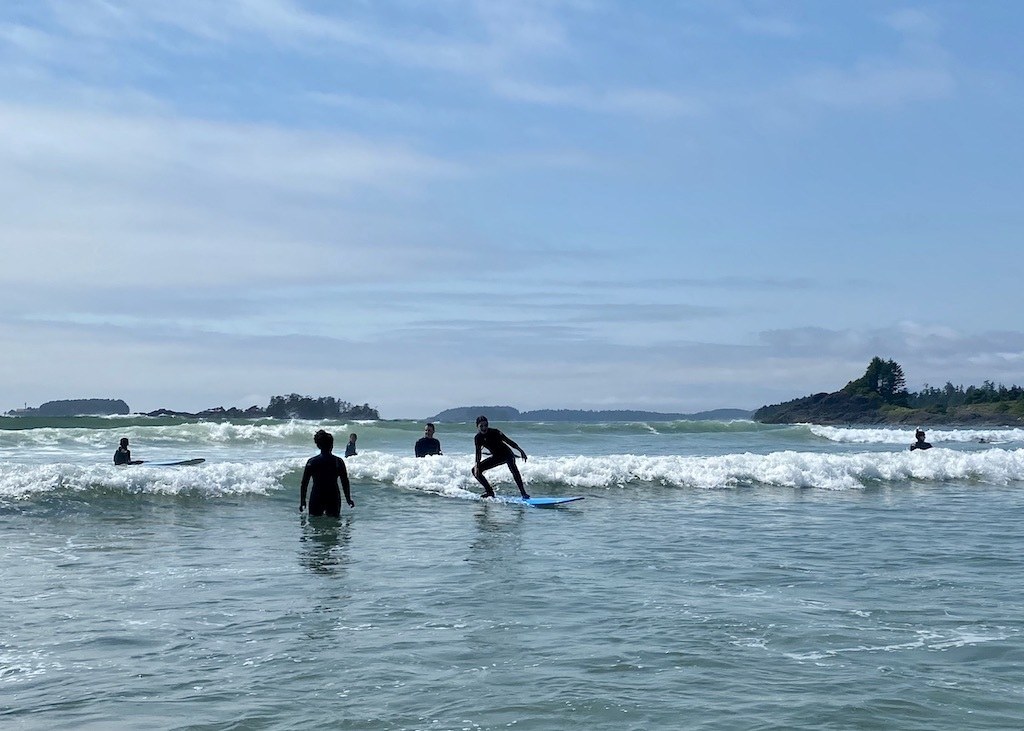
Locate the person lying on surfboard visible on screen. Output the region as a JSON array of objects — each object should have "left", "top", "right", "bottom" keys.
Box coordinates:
[
  {"left": 472, "top": 415, "right": 529, "bottom": 499},
  {"left": 113, "top": 437, "right": 144, "bottom": 465}
]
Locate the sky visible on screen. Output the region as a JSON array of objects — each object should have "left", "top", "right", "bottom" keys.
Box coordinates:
[{"left": 1, "top": 1, "right": 1023, "bottom": 419}]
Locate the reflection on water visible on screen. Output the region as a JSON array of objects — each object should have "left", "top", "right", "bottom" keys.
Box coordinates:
[
  {"left": 299, "top": 514, "right": 352, "bottom": 575},
  {"left": 468, "top": 501, "right": 526, "bottom": 569}
]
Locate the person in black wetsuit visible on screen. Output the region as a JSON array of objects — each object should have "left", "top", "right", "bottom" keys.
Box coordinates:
[
  {"left": 415, "top": 423, "right": 443, "bottom": 457},
  {"left": 910, "top": 429, "right": 932, "bottom": 451},
  {"left": 113, "top": 437, "right": 143, "bottom": 465},
  {"left": 472, "top": 415, "right": 529, "bottom": 499},
  {"left": 300, "top": 430, "right": 354, "bottom": 518},
  {"left": 344, "top": 433, "right": 357, "bottom": 457}
]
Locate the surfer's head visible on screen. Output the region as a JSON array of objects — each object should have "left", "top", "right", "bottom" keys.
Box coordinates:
[
  {"left": 475, "top": 415, "right": 489, "bottom": 431},
  {"left": 915, "top": 428, "right": 925, "bottom": 439},
  {"left": 119, "top": 437, "right": 129, "bottom": 447},
  {"left": 314, "top": 429, "right": 334, "bottom": 451}
]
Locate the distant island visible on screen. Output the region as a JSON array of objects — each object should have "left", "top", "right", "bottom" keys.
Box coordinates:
[
  {"left": 754, "top": 357, "right": 1024, "bottom": 426},
  {"left": 7, "top": 398, "right": 131, "bottom": 417},
  {"left": 428, "top": 406, "right": 753, "bottom": 423},
  {"left": 7, "top": 394, "right": 380, "bottom": 420}
]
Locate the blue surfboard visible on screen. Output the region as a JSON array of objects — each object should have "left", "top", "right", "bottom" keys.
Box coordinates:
[{"left": 517, "top": 496, "right": 584, "bottom": 507}]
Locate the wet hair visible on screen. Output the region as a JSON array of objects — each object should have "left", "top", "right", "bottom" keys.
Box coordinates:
[
  {"left": 314, "top": 429, "right": 334, "bottom": 451},
  {"left": 119, "top": 437, "right": 129, "bottom": 447},
  {"left": 475, "top": 415, "right": 488, "bottom": 426},
  {"left": 915, "top": 429, "right": 926, "bottom": 438}
]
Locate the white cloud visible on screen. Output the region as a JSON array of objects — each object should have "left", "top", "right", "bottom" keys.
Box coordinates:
[{"left": 0, "top": 101, "right": 460, "bottom": 290}]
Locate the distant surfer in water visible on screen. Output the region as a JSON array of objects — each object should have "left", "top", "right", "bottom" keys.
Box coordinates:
[
  {"left": 910, "top": 429, "right": 932, "bottom": 451},
  {"left": 472, "top": 415, "right": 529, "bottom": 499},
  {"left": 301, "top": 430, "right": 354, "bottom": 518},
  {"left": 345, "top": 433, "right": 357, "bottom": 457},
  {"left": 113, "top": 437, "right": 143, "bottom": 465},
  {"left": 415, "top": 423, "right": 442, "bottom": 457}
]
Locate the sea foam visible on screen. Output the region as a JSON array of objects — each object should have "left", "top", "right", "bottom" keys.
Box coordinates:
[{"left": 5, "top": 448, "right": 1024, "bottom": 502}]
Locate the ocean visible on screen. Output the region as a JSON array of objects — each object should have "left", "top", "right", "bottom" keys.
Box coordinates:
[{"left": 2, "top": 417, "right": 1023, "bottom": 730}]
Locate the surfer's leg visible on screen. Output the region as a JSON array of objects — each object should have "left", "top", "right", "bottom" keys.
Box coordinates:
[
  {"left": 473, "top": 456, "right": 501, "bottom": 497},
  {"left": 473, "top": 467, "right": 495, "bottom": 497},
  {"left": 507, "top": 459, "right": 529, "bottom": 499}
]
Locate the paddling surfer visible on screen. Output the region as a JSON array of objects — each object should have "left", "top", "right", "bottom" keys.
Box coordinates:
[
  {"left": 300, "top": 430, "right": 354, "bottom": 518},
  {"left": 910, "top": 429, "right": 932, "bottom": 451},
  {"left": 472, "top": 415, "right": 529, "bottom": 499},
  {"left": 113, "top": 437, "right": 143, "bottom": 465}
]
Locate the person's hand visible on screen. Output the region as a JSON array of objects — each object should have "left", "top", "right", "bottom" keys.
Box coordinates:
[
  {"left": 347, "top": 499, "right": 355, "bottom": 508},
  {"left": 520, "top": 450, "right": 528, "bottom": 461},
  {"left": 299, "top": 503, "right": 306, "bottom": 513}
]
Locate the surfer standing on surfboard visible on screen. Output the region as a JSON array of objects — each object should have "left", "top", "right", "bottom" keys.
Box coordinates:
[{"left": 472, "top": 415, "right": 529, "bottom": 499}]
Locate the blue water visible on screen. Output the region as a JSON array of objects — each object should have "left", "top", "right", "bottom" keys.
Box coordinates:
[{"left": 3, "top": 418, "right": 1024, "bottom": 729}]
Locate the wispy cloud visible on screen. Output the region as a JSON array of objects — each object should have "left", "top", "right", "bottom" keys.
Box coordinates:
[
  {"left": 788, "top": 62, "right": 954, "bottom": 109},
  {"left": 0, "top": 101, "right": 461, "bottom": 290}
]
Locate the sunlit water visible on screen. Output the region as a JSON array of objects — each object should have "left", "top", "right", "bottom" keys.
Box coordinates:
[{"left": 3, "top": 418, "right": 1023, "bottom": 729}]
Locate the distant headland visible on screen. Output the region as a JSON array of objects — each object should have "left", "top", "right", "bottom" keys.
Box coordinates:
[
  {"left": 427, "top": 406, "right": 753, "bottom": 423},
  {"left": 754, "top": 357, "right": 1024, "bottom": 426},
  {"left": 6, "top": 394, "right": 380, "bottom": 420}
]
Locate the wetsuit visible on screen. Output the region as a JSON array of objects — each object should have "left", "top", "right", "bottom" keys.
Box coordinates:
[
  {"left": 414, "top": 436, "right": 442, "bottom": 457},
  {"left": 474, "top": 428, "right": 515, "bottom": 471},
  {"left": 910, "top": 440, "right": 932, "bottom": 451},
  {"left": 300, "top": 453, "right": 351, "bottom": 518},
  {"left": 114, "top": 447, "right": 132, "bottom": 465},
  {"left": 345, "top": 441, "right": 357, "bottom": 457}
]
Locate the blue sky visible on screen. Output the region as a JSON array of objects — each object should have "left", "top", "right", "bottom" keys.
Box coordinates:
[{"left": 1, "top": 1, "right": 1023, "bottom": 418}]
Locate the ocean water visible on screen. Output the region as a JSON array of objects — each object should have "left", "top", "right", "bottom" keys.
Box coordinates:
[{"left": 3, "top": 417, "right": 1024, "bottom": 730}]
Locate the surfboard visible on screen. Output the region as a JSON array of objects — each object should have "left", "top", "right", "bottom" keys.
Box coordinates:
[
  {"left": 517, "top": 496, "right": 584, "bottom": 507},
  {"left": 146, "top": 458, "right": 206, "bottom": 467}
]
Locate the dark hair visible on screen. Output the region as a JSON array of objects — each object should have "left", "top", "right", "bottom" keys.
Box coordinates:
[
  {"left": 426, "top": 422, "right": 435, "bottom": 428},
  {"left": 119, "top": 437, "right": 129, "bottom": 447},
  {"left": 475, "top": 415, "right": 488, "bottom": 426},
  {"left": 314, "top": 429, "right": 334, "bottom": 450}
]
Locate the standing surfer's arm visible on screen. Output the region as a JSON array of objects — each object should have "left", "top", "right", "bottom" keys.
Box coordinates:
[
  {"left": 338, "top": 458, "right": 354, "bottom": 507},
  {"left": 503, "top": 435, "right": 527, "bottom": 461},
  {"left": 299, "top": 464, "right": 311, "bottom": 511}
]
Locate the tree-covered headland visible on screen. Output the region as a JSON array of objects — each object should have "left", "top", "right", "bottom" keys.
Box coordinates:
[
  {"left": 263, "top": 394, "right": 378, "bottom": 420},
  {"left": 755, "top": 357, "right": 1024, "bottom": 425},
  {"left": 8, "top": 394, "right": 380, "bottom": 420}
]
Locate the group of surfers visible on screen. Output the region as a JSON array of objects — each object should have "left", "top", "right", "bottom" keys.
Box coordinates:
[
  {"left": 298, "top": 416, "right": 530, "bottom": 518},
  {"left": 114, "top": 422, "right": 942, "bottom": 520},
  {"left": 115, "top": 416, "right": 530, "bottom": 519}
]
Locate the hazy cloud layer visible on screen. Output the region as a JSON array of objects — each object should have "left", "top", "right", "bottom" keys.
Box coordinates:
[{"left": 2, "top": 2, "right": 1022, "bottom": 416}]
